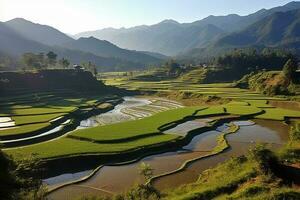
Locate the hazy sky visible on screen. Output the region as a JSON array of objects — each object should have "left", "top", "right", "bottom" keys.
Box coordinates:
[{"left": 0, "top": 0, "right": 295, "bottom": 34}]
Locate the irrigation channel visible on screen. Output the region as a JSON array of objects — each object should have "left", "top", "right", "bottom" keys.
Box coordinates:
[{"left": 46, "top": 113, "right": 289, "bottom": 200}]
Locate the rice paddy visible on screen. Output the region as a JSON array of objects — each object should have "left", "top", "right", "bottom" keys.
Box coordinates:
[{"left": 0, "top": 92, "right": 114, "bottom": 138}]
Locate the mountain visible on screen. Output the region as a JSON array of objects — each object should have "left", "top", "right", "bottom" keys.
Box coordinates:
[
  {"left": 62, "top": 36, "right": 161, "bottom": 65},
  {"left": 193, "top": 1, "right": 300, "bottom": 32},
  {"left": 0, "top": 22, "right": 50, "bottom": 55},
  {"left": 75, "top": 1, "right": 300, "bottom": 55},
  {"left": 5, "top": 18, "right": 74, "bottom": 46},
  {"left": 178, "top": 8, "right": 300, "bottom": 61},
  {"left": 0, "top": 22, "right": 143, "bottom": 71},
  {"left": 4, "top": 18, "right": 162, "bottom": 66},
  {"left": 76, "top": 22, "right": 225, "bottom": 55},
  {"left": 215, "top": 9, "right": 300, "bottom": 48}
]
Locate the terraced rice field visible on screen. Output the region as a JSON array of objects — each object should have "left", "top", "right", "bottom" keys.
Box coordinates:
[
  {"left": 102, "top": 78, "right": 285, "bottom": 101},
  {"left": 6, "top": 97, "right": 299, "bottom": 161},
  {"left": 79, "top": 97, "right": 183, "bottom": 127},
  {"left": 0, "top": 92, "right": 114, "bottom": 138}
]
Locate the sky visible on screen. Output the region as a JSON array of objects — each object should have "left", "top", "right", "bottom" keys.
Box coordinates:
[{"left": 0, "top": 0, "right": 295, "bottom": 34}]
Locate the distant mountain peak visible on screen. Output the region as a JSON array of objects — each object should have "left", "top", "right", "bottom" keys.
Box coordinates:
[
  {"left": 159, "top": 19, "right": 179, "bottom": 24},
  {"left": 7, "top": 18, "right": 44, "bottom": 27},
  {"left": 5, "top": 17, "right": 73, "bottom": 46}
]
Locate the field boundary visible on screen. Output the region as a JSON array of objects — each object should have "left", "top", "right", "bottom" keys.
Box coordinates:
[
  {"left": 45, "top": 117, "right": 242, "bottom": 195},
  {"left": 146, "top": 123, "right": 240, "bottom": 185}
]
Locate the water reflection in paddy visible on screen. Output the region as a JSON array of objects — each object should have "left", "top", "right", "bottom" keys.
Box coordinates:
[
  {"left": 47, "top": 119, "right": 289, "bottom": 200},
  {"left": 153, "top": 119, "right": 288, "bottom": 190},
  {"left": 47, "top": 129, "right": 222, "bottom": 199},
  {"left": 78, "top": 130, "right": 222, "bottom": 192},
  {"left": 79, "top": 96, "right": 182, "bottom": 128}
]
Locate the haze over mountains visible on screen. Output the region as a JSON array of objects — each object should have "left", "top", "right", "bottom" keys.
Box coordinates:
[
  {"left": 1, "top": 1, "right": 300, "bottom": 71},
  {"left": 0, "top": 18, "right": 162, "bottom": 71},
  {"left": 75, "top": 1, "right": 300, "bottom": 56}
]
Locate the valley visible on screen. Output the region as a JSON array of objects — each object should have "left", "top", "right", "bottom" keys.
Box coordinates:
[
  {"left": 1, "top": 69, "right": 300, "bottom": 199},
  {"left": 1, "top": 1, "right": 300, "bottom": 200}
]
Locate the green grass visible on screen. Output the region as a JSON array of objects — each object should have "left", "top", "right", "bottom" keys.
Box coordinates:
[
  {"left": 224, "top": 105, "right": 262, "bottom": 116},
  {"left": 195, "top": 106, "right": 225, "bottom": 116},
  {"left": 227, "top": 101, "right": 249, "bottom": 106},
  {"left": 0, "top": 106, "right": 76, "bottom": 116},
  {"left": 0, "top": 123, "right": 51, "bottom": 136},
  {"left": 255, "top": 108, "right": 300, "bottom": 120},
  {"left": 70, "top": 106, "right": 204, "bottom": 142},
  {"left": 6, "top": 134, "right": 179, "bottom": 160},
  {"left": 102, "top": 74, "right": 286, "bottom": 102},
  {"left": 12, "top": 113, "right": 67, "bottom": 125},
  {"left": 164, "top": 157, "right": 256, "bottom": 200},
  {"left": 245, "top": 100, "right": 274, "bottom": 108}
]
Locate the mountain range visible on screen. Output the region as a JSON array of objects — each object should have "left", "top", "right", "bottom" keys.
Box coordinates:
[
  {"left": 0, "top": 18, "right": 163, "bottom": 71},
  {"left": 1, "top": 1, "right": 300, "bottom": 71},
  {"left": 75, "top": 1, "right": 300, "bottom": 56}
]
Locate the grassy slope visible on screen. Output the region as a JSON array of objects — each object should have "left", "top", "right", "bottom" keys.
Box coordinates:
[{"left": 163, "top": 123, "right": 300, "bottom": 200}]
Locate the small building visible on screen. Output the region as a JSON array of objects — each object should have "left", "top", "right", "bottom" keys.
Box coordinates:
[{"left": 73, "top": 64, "right": 84, "bottom": 71}]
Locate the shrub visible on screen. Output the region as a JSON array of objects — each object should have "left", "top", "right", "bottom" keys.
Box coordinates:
[{"left": 248, "top": 144, "right": 279, "bottom": 175}]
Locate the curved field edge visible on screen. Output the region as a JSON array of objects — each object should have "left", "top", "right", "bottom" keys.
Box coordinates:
[
  {"left": 0, "top": 94, "right": 120, "bottom": 138},
  {"left": 147, "top": 123, "right": 240, "bottom": 185},
  {"left": 5, "top": 102, "right": 300, "bottom": 160},
  {"left": 162, "top": 126, "right": 300, "bottom": 200},
  {"left": 46, "top": 121, "right": 240, "bottom": 195},
  {"left": 2, "top": 104, "right": 248, "bottom": 160}
]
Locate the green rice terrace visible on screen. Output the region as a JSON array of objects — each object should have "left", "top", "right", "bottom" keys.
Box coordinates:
[
  {"left": 0, "top": 59, "right": 298, "bottom": 200},
  {"left": 1, "top": 70, "right": 300, "bottom": 200}
]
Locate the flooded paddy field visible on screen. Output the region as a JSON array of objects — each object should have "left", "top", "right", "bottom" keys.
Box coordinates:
[{"left": 47, "top": 119, "right": 289, "bottom": 200}]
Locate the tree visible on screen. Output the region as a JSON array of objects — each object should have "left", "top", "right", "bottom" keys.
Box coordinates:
[
  {"left": 82, "top": 61, "right": 97, "bottom": 76},
  {"left": 0, "top": 149, "right": 46, "bottom": 200},
  {"left": 46, "top": 51, "right": 57, "bottom": 66},
  {"left": 58, "top": 58, "right": 70, "bottom": 69},
  {"left": 92, "top": 65, "right": 98, "bottom": 76},
  {"left": 165, "top": 60, "right": 181, "bottom": 77},
  {"left": 0, "top": 55, "right": 12, "bottom": 71},
  {"left": 138, "top": 162, "right": 153, "bottom": 181},
  {"left": 282, "top": 58, "right": 297, "bottom": 80},
  {"left": 21, "top": 53, "right": 48, "bottom": 70}
]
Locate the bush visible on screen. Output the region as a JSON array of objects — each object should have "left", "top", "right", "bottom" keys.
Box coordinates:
[
  {"left": 248, "top": 144, "right": 279, "bottom": 175},
  {"left": 115, "top": 184, "right": 160, "bottom": 200},
  {"left": 0, "top": 150, "right": 45, "bottom": 200}
]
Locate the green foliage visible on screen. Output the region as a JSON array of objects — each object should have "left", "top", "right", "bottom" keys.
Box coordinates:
[
  {"left": 248, "top": 144, "right": 278, "bottom": 175},
  {"left": 46, "top": 51, "right": 57, "bottom": 66},
  {"left": 164, "top": 156, "right": 255, "bottom": 200},
  {"left": 0, "top": 52, "right": 17, "bottom": 71},
  {"left": 282, "top": 58, "right": 297, "bottom": 81},
  {"left": 21, "top": 53, "right": 46, "bottom": 70},
  {"left": 0, "top": 150, "right": 45, "bottom": 200},
  {"left": 82, "top": 61, "right": 98, "bottom": 76},
  {"left": 209, "top": 48, "right": 295, "bottom": 82},
  {"left": 58, "top": 57, "right": 70, "bottom": 69},
  {"left": 139, "top": 162, "right": 154, "bottom": 181},
  {"left": 115, "top": 184, "right": 160, "bottom": 200}
]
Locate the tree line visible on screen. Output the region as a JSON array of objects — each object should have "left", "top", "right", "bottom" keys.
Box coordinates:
[
  {"left": 21, "top": 51, "right": 69, "bottom": 70},
  {"left": 212, "top": 48, "right": 296, "bottom": 73},
  {"left": 0, "top": 51, "right": 98, "bottom": 76}
]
